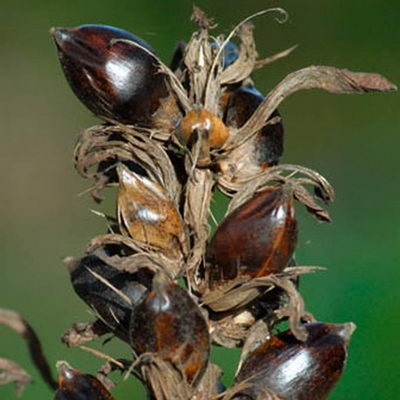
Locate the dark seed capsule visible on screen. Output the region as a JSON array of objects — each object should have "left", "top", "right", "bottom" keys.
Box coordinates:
[
  {"left": 130, "top": 274, "right": 210, "bottom": 385},
  {"left": 54, "top": 361, "right": 114, "bottom": 400},
  {"left": 218, "top": 85, "right": 284, "bottom": 182},
  {"left": 50, "top": 24, "right": 174, "bottom": 126},
  {"left": 234, "top": 322, "right": 355, "bottom": 400},
  {"left": 227, "top": 85, "right": 283, "bottom": 166},
  {"left": 66, "top": 250, "right": 152, "bottom": 342},
  {"left": 207, "top": 186, "right": 297, "bottom": 284}
]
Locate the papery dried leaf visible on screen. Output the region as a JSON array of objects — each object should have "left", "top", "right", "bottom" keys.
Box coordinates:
[
  {"left": 137, "top": 354, "right": 193, "bottom": 400},
  {"left": 234, "top": 65, "right": 397, "bottom": 147},
  {"left": 209, "top": 309, "right": 256, "bottom": 348},
  {"left": 293, "top": 183, "right": 332, "bottom": 222},
  {"left": 184, "top": 19, "right": 214, "bottom": 106},
  {"left": 117, "top": 164, "right": 187, "bottom": 259},
  {"left": 237, "top": 320, "right": 270, "bottom": 374},
  {"left": 254, "top": 45, "right": 298, "bottom": 69},
  {"left": 184, "top": 169, "right": 214, "bottom": 292},
  {"left": 0, "top": 309, "right": 57, "bottom": 390},
  {"left": 203, "top": 267, "right": 319, "bottom": 345},
  {"left": 223, "top": 164, "right": 334, "bottom": 227},
  {"left": 74, "top": 124, "right": 181, "bottom": 202},
  {"left": 85, "top": 232, "right": 184, "bottom": 278},
  {"left": 191, "top": 363, "right": 223, "bottom": 400},
  {"left": 61, "top": 320, "right": 109, "bottom": 347},
  {"left": 219, "top": 23, "right": 257, "bottom": 86},
  {"left": 0, "top": 358, "right": 31, "bottom": 397}
]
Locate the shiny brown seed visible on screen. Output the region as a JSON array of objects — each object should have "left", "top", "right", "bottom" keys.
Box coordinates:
[
  {"left": 50, "top": 24, "right": 175, "bottom": 126},
  {"left": 117, "top": 164, "right": 184, "bottom": 258},
  {"left": 207, "top": 185, "right": 297, "bottom": 285},
  {"left": 54, "top": 361, "right": 115, "bottom": 400},
  {"left": 234, "top": 322, "right": 355, "bottom": 400},
  {"left": 130, "top": 274, "right": 210, "bottom": 386}
]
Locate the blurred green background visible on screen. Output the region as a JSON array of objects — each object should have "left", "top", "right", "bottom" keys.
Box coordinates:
[{"left": 0, "top": 0, "right": 398, "bottom": 399}]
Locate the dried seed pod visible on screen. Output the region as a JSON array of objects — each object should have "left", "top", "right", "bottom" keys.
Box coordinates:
[
  {"left": 130, "top": 274, "right": 210, "bottom": 386},
  {"left": 206, "top": 185, "right": 297, "bottom": 285},
  {"left": 117, "top": 164, "right": 185, "bottom": 258},
  {"left": 66, "top": 250, "right": 152, "bottom": 342},
  {"left": 54, "top": 361, "right": 115, "bottom": 400},
  {"left": 50, "top": 24, "right": 178, "bottom": 126},
  {"left": 234, "top": 322, "right": 355, "bottom": 400}
]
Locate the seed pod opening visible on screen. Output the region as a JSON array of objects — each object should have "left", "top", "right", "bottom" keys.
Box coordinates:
[
  {"left": 234, "top": 322, "right": 355, "bottom": 400},
  {"left": 54, "top": 361, "right": 115, "bottom": 400},
  {"left": 50, "top": 24, "right": 176, "bottom": 126},
  {"left": 130, "top": 274, "right": 210, "bottom": 386},
  {"left": 206, "top": 185, "right": 297, "bottom": 286}
]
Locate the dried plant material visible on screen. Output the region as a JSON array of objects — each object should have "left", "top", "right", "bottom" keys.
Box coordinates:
[
  {"left": 74, "top": 124, "right": 181, "bottom": 202},
  {"left": 0, "top": 309, "right": 57, "bottom": 390},
  {"left": 234, "top": 66, "right": 397, "bottom": 147},
  {"left": 237, "top": 320, "right": 270, "bottom": 374},
  {"left": 184, "top": 169, "right": 214, "bottom": 292},
  {"left": 117, "top": 164, "right": 187, "bottom": 259},
  {"left": 218, "top": 22, "right": 257, "bottom": 86},
  {"left": 209, "top": 309, "right": 256, "bottom": 348},
  {"left": 223, "top": 164, "right": 335, "bottom": 222},
  {"left": 222, "top": 380, "right": 284, "bottom": 400},
  {"left": 137, "top": 355, "right": 193, "bottom": 400},
  {"left": 61, "top": 320, "right": 109, "bottom": 347},
  {"left": 84, "top": 233, "right": 185, "bottom": 279},
  {"left": 0, "top": 358, "right": 31, "bottom": 397},
  {"left": 254, "top": 45, "right": 298, "bottom": 69},
  {"left": 191, "top": 363, "right": 223, "bottom": 400},
  {"left": 204, "top": 266, "right": 319, "bottom": 345}
]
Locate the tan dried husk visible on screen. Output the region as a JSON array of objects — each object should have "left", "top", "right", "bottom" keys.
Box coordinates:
[
  {"left": 204, "top": 266, "right": 320, "bottom": 346},
  {"left": 135, "top": 355, "right": 194, "bottom": 400}
]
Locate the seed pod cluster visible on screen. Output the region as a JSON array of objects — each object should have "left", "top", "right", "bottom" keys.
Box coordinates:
[{"left": 48, "top": 5, "right": 395, "bottom": 400}]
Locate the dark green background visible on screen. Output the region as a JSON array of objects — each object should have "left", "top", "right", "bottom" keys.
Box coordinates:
[{"left": 0, "top": 0, "right": 398, "bottom": 399}]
